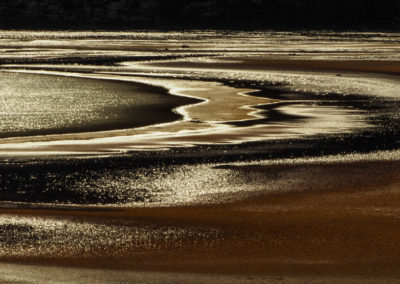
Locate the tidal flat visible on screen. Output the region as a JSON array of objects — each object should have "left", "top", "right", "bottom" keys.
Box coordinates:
[{"left": 1, "top": 30, "right": 400, "bottom": 283}]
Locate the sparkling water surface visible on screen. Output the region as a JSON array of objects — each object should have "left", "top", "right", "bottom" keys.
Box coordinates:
[
  {"left": 0, "top": 30, "right": 399, "bottom": 206},
  {"left": 0, "top": 72, "right": 192, "bottom": 138}
]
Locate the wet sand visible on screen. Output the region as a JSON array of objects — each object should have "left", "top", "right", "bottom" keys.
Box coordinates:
[
  {"left": 0, "top": 72, "right": 281, "bottom": 155},
  {"left": 3, "top": 265, "right": 396, "bottom": 284},
  {"left": 1, "top": 157, "right": 400, "bottom": 281},
  {"left": 147, "top": 56, "right": 400, "bottom": 75},
  {"left": 0, "top": 57, "right": 387, "bottom": 155},
  {"left": 1, "top": 32, "right": 400, "bottom": 282}
]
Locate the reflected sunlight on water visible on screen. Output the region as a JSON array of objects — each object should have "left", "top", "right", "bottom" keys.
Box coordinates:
[
  {"left": 0, "top": 72, "right": 194, "bottom": 138},
  {"left": 0, "top": 30, "right": 399, "bottom": 154},
  {"left": 0, "top": 30, "right": 399, "bottom": 206}
]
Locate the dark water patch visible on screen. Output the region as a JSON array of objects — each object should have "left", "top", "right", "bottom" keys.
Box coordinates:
[
  {"left": 228, "top": 102, "right": 309, "bottom": 127},
  {"left": 0, "top": 224, "right": 51, "bottom": 246},
  {"left": 1, "top": 122, "right": 400, "bottom": 206},
  {"left": 212, "top": 76, "right": 396, "bottom": 132},
  {"left": 0, "top": 165, "right": 160, "bottom": 205},
  {"left": 220, "top": 77, "right": 400, "bottom": 129},
  {"left": 0, "top": 54, "right": 213, "bottom": 66}
]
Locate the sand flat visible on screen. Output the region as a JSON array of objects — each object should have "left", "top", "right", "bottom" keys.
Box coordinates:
[
  {"left": 1, "top": 31, "right": 400, "bottom": 283},
  {"left": 1, "top": 158, "right": 400, "bottom": 280}
]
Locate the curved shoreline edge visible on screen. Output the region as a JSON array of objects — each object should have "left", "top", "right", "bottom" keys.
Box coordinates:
[
  {"left": 0, "top": 70, "right": 202, "bottom": 139},
  {"left": 1, "top": 32, "right": 400, "bottom": 281},
  {"left": 0, "top": 69, "right": 279, "bottom": 157},
  {"left": 0, "top": 65, "right": 378, "bottom": 158}
]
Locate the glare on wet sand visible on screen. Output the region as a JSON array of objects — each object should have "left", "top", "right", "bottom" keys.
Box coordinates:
[{"left": 1, "top": 30, "right": 400, "bottom": 281}]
